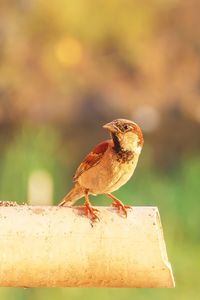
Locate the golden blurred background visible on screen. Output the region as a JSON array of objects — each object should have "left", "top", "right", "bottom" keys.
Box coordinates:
[{"left": 0, "top": 0, "right": 199, "bottom": 299}]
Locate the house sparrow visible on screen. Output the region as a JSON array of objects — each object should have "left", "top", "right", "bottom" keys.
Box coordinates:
[{"left": 59, "top": 118, "right": 144, "bottom": 220}]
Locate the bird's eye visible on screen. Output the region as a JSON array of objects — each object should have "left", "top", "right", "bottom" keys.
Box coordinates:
[{"left": 124, "top": 124, "right": 129, "bottom": 131}]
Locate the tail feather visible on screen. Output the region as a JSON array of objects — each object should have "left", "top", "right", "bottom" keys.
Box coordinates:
[{"left": 58, "top": 184, "right": 84, "bottom": 206}]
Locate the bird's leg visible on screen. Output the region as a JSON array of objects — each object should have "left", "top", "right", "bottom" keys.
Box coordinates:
[
  {"left": 106, "top": 193, "right": 131, "bottom": 217},
  {"left": 58, "top": 198, "right": 67, "bottom": 207},
  {"left": 84, "top": 190, "right": 100, "bottom": 221}
]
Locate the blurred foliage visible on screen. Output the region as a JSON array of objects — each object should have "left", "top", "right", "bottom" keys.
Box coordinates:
[
  {"left": 0, "top": 0, "right": 200, "bottom": 168},
  {"left": 0, "top": 0, "right": 200, "bottom": 299},
  {"left": 0, "top": 126, "right": 67, "bottom": 202},
  {"left": 0, "top": 0, "right": 200, "bottom": 123}
]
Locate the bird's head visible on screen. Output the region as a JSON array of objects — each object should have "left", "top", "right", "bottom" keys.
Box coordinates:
[{"left": 103, "top": 118, "right": 144, "bottom": 153}]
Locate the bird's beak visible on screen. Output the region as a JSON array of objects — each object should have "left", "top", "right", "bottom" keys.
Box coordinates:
[{"left": 103, "top": 122, "right": 118, "bottom": 133}]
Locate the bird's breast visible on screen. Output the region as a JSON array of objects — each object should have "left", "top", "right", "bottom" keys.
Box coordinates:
[
  {"left": 78, "top": 147, "right": 140, "bottom": 194},
  {"left": 106, "top": 151, "right": 139, "bottom": 193}
]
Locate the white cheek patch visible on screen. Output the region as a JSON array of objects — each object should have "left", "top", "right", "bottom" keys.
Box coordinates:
[
  {"left": 135, "top": 145, "right": 142, "bottom": 155},
  {"left": 119, "top": 132, "right": 142, "bottom": 153}
]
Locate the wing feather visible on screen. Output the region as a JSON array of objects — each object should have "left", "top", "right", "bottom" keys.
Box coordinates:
[{"left": 73, "top": 140, "right": 112, "bottom": 181}]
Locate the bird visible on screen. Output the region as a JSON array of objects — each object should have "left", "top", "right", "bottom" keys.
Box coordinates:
[{"left": 58, "top": 118, "right": 144, "bottom": 220}]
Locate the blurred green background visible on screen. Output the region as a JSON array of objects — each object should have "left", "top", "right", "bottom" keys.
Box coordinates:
[{"left": 0, "top": 0, "right": 200, "bottom": 299}]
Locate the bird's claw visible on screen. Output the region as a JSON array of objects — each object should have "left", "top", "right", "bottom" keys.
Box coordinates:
[
  {"left": 112, "top": 200, "right": 131, "bottom": 217},
  {"left": 84, "top": 203, "right": 100, "bottom": 221}
]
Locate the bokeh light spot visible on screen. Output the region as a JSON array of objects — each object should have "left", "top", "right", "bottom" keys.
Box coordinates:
[
  {"left": 133, "top": 105, "right": 160, "bottom": 133},
  {"left": 55, "top": 37, "right": 83, "bottom": 67}
]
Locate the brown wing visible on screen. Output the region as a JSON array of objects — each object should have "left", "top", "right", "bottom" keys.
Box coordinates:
[{"left": 73, "top": 140, "right": 112, "bottom": 181}]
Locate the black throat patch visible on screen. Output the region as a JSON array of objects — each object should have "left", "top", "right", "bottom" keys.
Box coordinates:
[{"left": 112, "top": 133, "right": 134, "bottom": 163}]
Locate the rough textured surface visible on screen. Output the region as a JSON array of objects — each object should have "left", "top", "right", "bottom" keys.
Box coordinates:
[
  {"left": 0, "top": 201, "right": 18, "bottom": 206},
  {"left": 0, "top": 205, "right": 175, "bottom": 288}
]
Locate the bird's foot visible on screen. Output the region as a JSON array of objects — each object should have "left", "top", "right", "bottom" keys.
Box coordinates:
[
  {"left": 112, "top": 199, "right": 131, "bottom": 217},
  {"left": 84, "top": 202, "right": 100, "bottom": 221}
]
